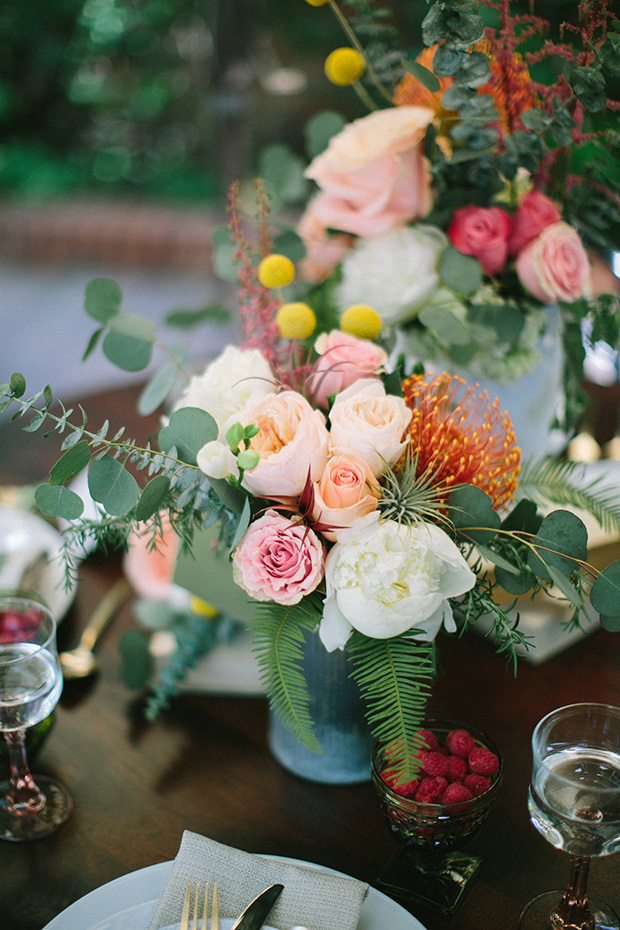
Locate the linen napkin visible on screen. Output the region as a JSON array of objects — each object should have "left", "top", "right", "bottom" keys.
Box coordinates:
[{"left": 146, "top": 831, "right": 368, "bottom": 930}]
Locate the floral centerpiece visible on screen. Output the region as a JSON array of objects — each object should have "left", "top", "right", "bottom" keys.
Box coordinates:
[
  {"left": 249, "top": 0, "right": 620, "bottom": 445},
  {"left": 3, "top": 0, "right": 620, "bottom": 783}
]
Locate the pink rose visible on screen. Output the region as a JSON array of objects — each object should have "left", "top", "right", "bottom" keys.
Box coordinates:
[
  {"left": 304, "top": 106, "right": 434, "bottom": 238},
  {"left": 448, "top": 205, "right": 511, "bottom": 275},
  {"left": 509, "top": 190, "right": 562, "bottom": 256},
  {"left": 240, "top": 391, "right": 330, "bottom": 498},
  {"left": 329, "top": 379, "right": 412, "bottom": 477},
  {"left": 308, "top": 330, "right": 388, "bottom": 409},
  {"left": 124, "top": 518, "right": 179, "bottom": 600},
  {"left": 311, "top": 454, "right": 380, "bottom": 541},
  {"left": 297, "top": 198, "right": 354, "bottom": 284},
  {"left": 516, "top": 221, "right": 592, "bottom": 303},
  {"left": 232, "top": 510, "right": 325, "bottom": 605}
]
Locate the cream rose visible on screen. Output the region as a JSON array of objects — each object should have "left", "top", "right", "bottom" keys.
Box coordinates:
[
  {"left": 336, "top": 226, "right": 447, "bottom": 324},
  {"left": 175, "top": 346, "right": 276, "bottom": 439},
  {"left": 311, "top": 454, "right": 380, "bottom": 541},
  {"left": 328, "top": 380, "right": 412, "bottom": 476},
  {"left": 240, "top": 391, "right": 330, "bottom": 498},
  {"left": 319, "top": 513, "right": 476, "bottom": 651},
  {"left": 304, "top": 106, "right": 434, "bottom": 238},
  {"left": 515, "top": 221, "right": 591, "bottom": 304}
]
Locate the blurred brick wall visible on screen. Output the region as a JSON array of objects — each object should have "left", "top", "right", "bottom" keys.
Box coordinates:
[{"left": 0, "top": 200, "right": 224, "bottom": 272}]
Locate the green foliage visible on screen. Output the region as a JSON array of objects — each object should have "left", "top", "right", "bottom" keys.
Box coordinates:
[
  {"left": 158, "top": 407, "right": 218, "bottom": 465},
  {"left": 448, "top": 485, "right": 501, "bottom": 546},
  {"left": 252, "top": 597, "right": 323, "bottom": 753},
  {"left": 348, "top": 632, "right": 435, "bottom": 782}
]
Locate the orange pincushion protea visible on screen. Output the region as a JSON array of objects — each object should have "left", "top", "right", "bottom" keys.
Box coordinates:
[{"left": 402, "top": 372, "right": 521, "bottom": 512}]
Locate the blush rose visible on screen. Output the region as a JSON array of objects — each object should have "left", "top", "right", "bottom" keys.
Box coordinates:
[
  {"left": 448, "top": 205, "right": 511, "bottom": 275},
  {"left": 240, "top": 391, "right": 330, "bottom": 498},
  {"left": 232, "top": 510, "right": 325, "bottom": 605},
  {"left": 328, "top": 379, "right": 412, "bottom": 477},
  {"left": 308, "top": 330, "right": 388, "bottom": 409},
  {"left": 311, "top": 454, "right": 380, "bottom": 541},
  {"left": 515, "top": 221, "right": 591, "bottom": 303},
  {"left": 509, "top": 190, "right": 562, "bottom": 256},
  {"left": 297, "top": 197, "right": 354, "bottom": 283},
  {"left": 304, "top": 106, "right": 434, "bottom": 238}
]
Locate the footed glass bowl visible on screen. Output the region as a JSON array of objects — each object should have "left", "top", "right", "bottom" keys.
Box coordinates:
[{"left": 371, "top": 719, "right": 503, "bottom": 914}]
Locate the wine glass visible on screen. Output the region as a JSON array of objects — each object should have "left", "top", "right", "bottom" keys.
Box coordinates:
[
  {"left": 0, "top": 595, "right": 72, "bottom": 841},
  {"left": 519, "top": 703, "right": 620, "bottom": 929}
]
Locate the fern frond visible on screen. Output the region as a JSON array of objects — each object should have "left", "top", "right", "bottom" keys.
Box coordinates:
[
  {"left": 348, "top": 632, "right": 435, "bottom": 781},
  {"left": 517, "top": 457, "right": 620, "bottom": 535},
  {"left": 251, "top": 595, "right": 323, "bottom": 753}
]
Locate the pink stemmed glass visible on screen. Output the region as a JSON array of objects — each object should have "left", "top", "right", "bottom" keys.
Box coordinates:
[{"left": 0, "top": 596, "right": 72, "bottom": 840}]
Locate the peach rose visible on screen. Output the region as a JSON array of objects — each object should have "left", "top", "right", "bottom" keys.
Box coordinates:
[
  {"left": 509, "top": 190, "right": 562, "bottom": 256},
  {"left": 311, "top": 454, "right": 380, "bottom": 541},
  {"left": 516, "top": 221, "right": 592, "bottom": 303},
  {"left": 124, "top": 518, "right": 179, "bottom": 601},
  {"left": 297, "top": 197, "right": 354, "bottom": 283},
  {"left": 308, "top": 330, "right": 388, "bottom": 409},
  {"left": 240, "top": 391, "right": 330, "bottom": 498},
  {"left": 304, "top": 106, "right": 434, "bottom": 238},
  {"left": 448, "top": 205, "right": 511, "bottom": 275},
  {"left": 328, "top": 379, "right": 412, "bottom": 477},
  {"left": 232, "top": 510, "right": 325, "bottom": 606}
]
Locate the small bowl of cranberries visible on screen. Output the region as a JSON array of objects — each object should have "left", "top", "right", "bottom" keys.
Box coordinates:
[{"left": 371, "top": 719, "right": 503, "bottom": 853}]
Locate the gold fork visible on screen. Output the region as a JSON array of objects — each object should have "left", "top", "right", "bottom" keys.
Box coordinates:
[{"left": 180, "top": 881, "right": 219, "bottom": 930}]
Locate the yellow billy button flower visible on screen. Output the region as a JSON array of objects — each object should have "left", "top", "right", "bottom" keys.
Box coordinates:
[
  {"left": 258, "top": 253, "right": 295, "bottom": 289},
  {"left": 325, "top": 48, "right": 366, "bottom": 86},
  {"left": 305, "top": 0, "right": 330, "bottom": 5},
  {"left": 340, "top": 304, "right": 383, "bottom": 341},
  {"left": 276, "top": 302, "right": 317, "bottom": 340},
  {"left": 189, "top": 596, "right": 218, "bottom": 618}
]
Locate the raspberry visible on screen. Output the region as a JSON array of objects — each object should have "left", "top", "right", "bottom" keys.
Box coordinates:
[
  {"left": 395, "top": 779, "right": 419, "bottom": 799},
  {"left": 469, "top": 747, "right": 500, "bottom": 776},
  {"left": 446, "top": 754, "right": 469, "bottom": 782},
  {"left": 421, "top": 751, "right": 449, "bottom": 777},
  {"left": 464, "top": 773, "right": 492, "bottom": 797},
  {"left": 415, "top": 776, "right": 447, "bottom": 803},
  {"left": 442, "top": 782, "right": 474, "bottom": 804},
  {"left": 414, "top": 729, "right": 439, "bottom": 751},
  {"left": 446, "top": 729, "right": 475, "bottom": 758}
]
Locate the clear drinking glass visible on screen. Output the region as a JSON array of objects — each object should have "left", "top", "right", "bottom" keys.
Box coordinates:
[
  {"left": 519, "top": 703, "right": 620, "bottom": 930},
  {"left": 0, "top": 595, "right": 72, "bottom": 841}
]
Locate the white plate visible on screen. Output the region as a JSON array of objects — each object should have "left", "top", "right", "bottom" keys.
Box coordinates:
[
  {"left": 0, "top": 503, "right": 74, "bottom": 620},
  {"left": 41, "top": 857, "right": 426, "bottom": 930}
]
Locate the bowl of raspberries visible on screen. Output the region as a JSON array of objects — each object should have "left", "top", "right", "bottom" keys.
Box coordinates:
[{"left": 371, "top": 720, "right": 503, "bottom": 852}]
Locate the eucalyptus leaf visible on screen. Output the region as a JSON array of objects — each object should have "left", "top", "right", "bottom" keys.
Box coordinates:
[
  {"left": 88, "top": 455, "right": 140, "bottom": 516},
  {"left": 494, "top": 565, "right": 534, "bottom": 596},
  {"left": 35, "top": 483, "right": 84, "bottom": 520},
  {"left": 207, "top": 477, "right": 246, "bottom": 514},
  {"left": 303, "top": 110, "right": 347, "bottom": 160},
  {"left": 418, "top": 304, "right": 471, "bottom": 345},
  {"left": 119, "top": 629, "right": 154, "bottom": 689},
  {"left": 448, "top": 485, "right": 500, "bottom": 545},
  {"left": 230, "top": 497, "right": 252, "bottom": 551},
  {"left": 600, "top": 614, "right": 620, "bottom": 633},
  {"left": 82, "top": 328, "right": 103, "bottom": 362},
  {"left": 158, "top": 406, "right": 218, "bottom": 464},
  {"left": 137, "top": 359, "right": 180, "bottom": 416},
  {"left": 49, "top": 440, "right": 91, "bottom": 486},
  {"left": 590, "top": 560, "right": 620, "bottom": 616},
  {"left": 9, "top": 373, "right": 26, "bottom": 398},
  {"left": 402, "top": 60, "right": 440, "bottom": 92},
  {"left": 528, "top": 511, "right": 588, "bottom": 580},
  {"left": 438, "top": 246, "right": 482, "bottom": 296},
  {"left": 547, "top": 564, "right": 584, "bottom": 609},
  {"left": 432, "top": 45, "right": 463, "bottom": 78},
  {"left": 135, "top": 475, "right": 171, "bottom": 522},
  {"left": 102, "top": 330, "right": 153, "bottom": 371},
  {"left": 84, "top": 278, "right": 122, "bottom": 323}
]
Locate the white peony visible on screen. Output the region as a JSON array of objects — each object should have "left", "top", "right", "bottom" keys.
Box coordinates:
[
  {"left": 196, "top": 440, "right": 237, "bottom": 480},
  {"left": 175, "top": 346, "right": 276, "bottom": 439},
  {"left": 319, "top": 513, "right": 476, "bottom": 651},
  {"left": 336, "top": 225, "right": 447, "bottom": 325},
  {"left": 328, "top": 379, "right": 412, "bottom": 477}
]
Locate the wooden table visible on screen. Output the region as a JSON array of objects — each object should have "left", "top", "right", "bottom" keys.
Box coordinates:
[{"left": 1, "top": 385, "right": 620, "bottom": 930}]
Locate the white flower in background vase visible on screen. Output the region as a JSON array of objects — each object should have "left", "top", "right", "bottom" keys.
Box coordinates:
[
  {"left": 336, "top": 226, "right": 448, "bottom": 325},
  {"left": 174, "top": 345, "right": 276, "bottom": 439}
]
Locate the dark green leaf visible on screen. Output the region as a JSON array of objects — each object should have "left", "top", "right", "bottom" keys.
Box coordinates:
[
  {"left": 84, "top": 278, "right": 122, "bottom": 324},
  {"left": 135, "top": 475, "right": 171, "bottom": 521},
  {"left": 119, "top": 629, "right": 154, "bottom": 689},
  {"left": 454, "top": 50, "right": 491, "bottom": 88},
  {"left": 230, "top": 498, "right": 252, "bottom": 551},
  {"left": 521, "top": 108, "right": 552, "bottom": 133},
  {"left": 494, "top": 565, "right": 534, "bottom": 595},
  {"left": 402, "top": 60, "right": 441, "bottom": 92},
  {"left": 600, "top": 33, "right": 620, "bottom": 77},
  {"left": 103, "top": 331, "right": 153, "bottom": 372},
  {"left": 547, "top": 564, "right": 584, "bottom": 608},
  {"left": 10, "top": 372, "right": 26, "bottom": 397},
  {"left": 34, "top": 483, "right": 84, "bottom": 520},
  {"left": 599, "top": 614, "right": 620, "bottom": 633},
  {"left": 207, "top": 477, "right": 247, "bottom": 514},
  {"left": 158, "top": 406, "right": 218, "bottom": 464},
  {"left": 49, "top": 440, "right": 91, "bottom": 486},
  {"left": 448, "top": 485, "right": 500, "bottom": 545},
  {"left": 88, "top": 455, "right": 140, "bottom": 516},
  {"left": 82, "top": 327, "right": 103, "bottom": 362},
  {"left": 432, "top": 44, "right": 463, "bottom": 77},
  {"left": 528, "top": 510, "right": 588, "bottom": 580},
  {"left": 569, "top": 65, "right": 607, "bottom": 112},
  {"left": 163, "top": 304, "right": 231, "bottom": 329},
  {"left": 590, "top": 560, "right": 620, "bottom": 616}
]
